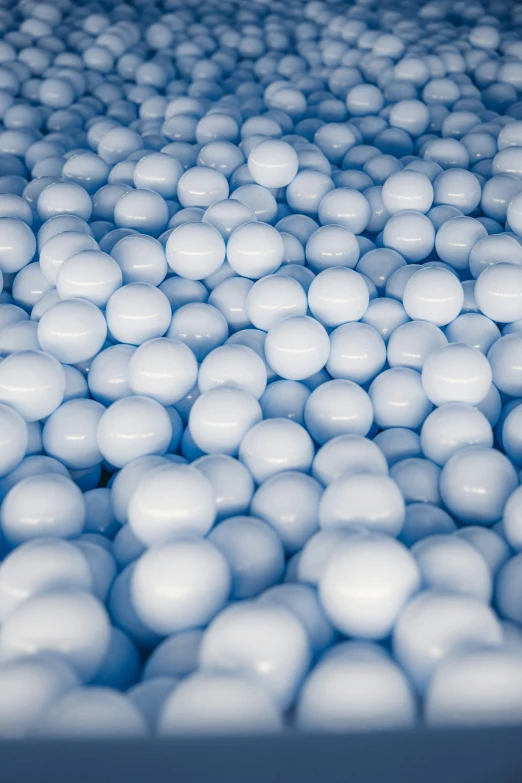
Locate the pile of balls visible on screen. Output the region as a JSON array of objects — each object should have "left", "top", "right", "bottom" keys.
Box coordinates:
[{"left": 1, "top": 0, "right": 522, "bottom": 739}]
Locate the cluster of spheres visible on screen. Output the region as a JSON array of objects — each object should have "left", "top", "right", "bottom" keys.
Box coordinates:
[{"left": 3, "top": 0, "right": 522, "bottom": 741}]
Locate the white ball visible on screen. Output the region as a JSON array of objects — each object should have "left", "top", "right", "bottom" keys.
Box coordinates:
[
  {"left": 0, "top": 350, "right": 65, "bottom": 422},
  {"left": 383, "top": 210, "right": 435, "bottom": 262},
  {"left": 319, "top": 536, "right": 420, "bottom": 639},
  {"left": 304, "top": 380, "right": 373, "bottom": 443},
  {"left": 393, "top": 590, "right": 503, "bottom": 692},
  {"left": 0, "top": 590, "right": 111, "bottom": 682},
  {"left": 199, "top": 601, "right": 311, "bottom": 709},
  {"left": 1, "top": 474, "right": 85, "bottom": 545},
  {"left": 0, "top": 403, "right": 28, "bottom": 477},
  {"left": 166, "top": 222, "right": 226, "bottom": 281},
  {"left": 420, "top": 403, "right": 493, "bottom": 465},
  {"left": 96, "top": 396, "right": 172, "bottom": 468},
  {"left": 403, "top": 266, "right": 463, "bottom": 326},
  {"left": 189, "top": 386, "right": 262, "bottom": 456},
  {"left": 327, "top": 323, "right": 386, "bottom": 384},
  {"left": 105, "top": 283, "right": 171, "bottom": 346},
  {"left": 250, "top": 471, "right": 322, "bottom": 554},
  {"left": 131, "top": 538, "right": 230, "bottom": 636},
  {"left": 412, "top": 534, "right": 492, "bottom": 602},
  {"left": 307, "top": 268, "right": 369, "bottom": 327},
  {"left": 0, "top": 538, "right": 93, "bottom": 621},
  {"left": 159, "top": 671, "right": 282, "bottom": 735},
  {"left": 265, "top": 316, "right": 330, "bottom": 380},
  {"left": 381, "top": 170, "right": 434, "bottom": 214},
  {"left": 208, "top": 515, "right": 285, "bottom": 599},
  {"left": 33, "top": 687, "right": 146, "bottom": 738},
  {"left": 128, "top": 462, "right": 216, "bottom": 546},
  {"left": 42, "top": 399, "right": 104, "bottom": 470},
  {"left": 38, "top": 299, "right": 107, "bottom": 364},
  {"left": 297, "top": 650, "right": 416, "bottom": 732},
  {"left": 247, "top": 139, "right": 299, "bottom": 188},
  {"left": 422, "top": 343, "right": 492, "bottom": 406},
  {"left": 426, "top": 647, "right": 522, "bottom": 727},
  {"left": 319, "top": 472, "right": 406, "bottom": 536},
  {"left": 56, "top": 249, "right": 122, "bottom": 308},
  {"left": 312, "top": 433, "right": 389, "bottom": 486},
  {"left": 369, "top": 367, "right": 433, "bottom": 430},
  {"left": 0, "top": 655, "right": 79, "bottom": 739},
  {"left": 127, "top": 338, "right": 198, "bottom": 405},
  {"left": 198, "top": 344, "right": 267, "bottom": 399},
  {"left": 475, "top": 262, "right": 522, "bottom": 323},
  {"left": 246, "top": 275, "right": 308, "bottom": 331},
  {"left": 193, "top": 454, "right": 255, "bottom": 522},
  {"left": 226, "top": 222, "right": 284, "bottom": 279},
  {"left": 440, "top": 446, "right": 518, "bottom": 525},
  {"left": 239, "top": 418, "right": 315, "bottom": 483}
]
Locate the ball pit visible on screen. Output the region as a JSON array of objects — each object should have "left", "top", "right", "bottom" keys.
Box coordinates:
[{"left": 1, "top": 0, "right": 522, "bottom": 755}]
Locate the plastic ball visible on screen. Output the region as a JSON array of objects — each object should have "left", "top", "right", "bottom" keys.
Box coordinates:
[
  {"left": 440, "top": 446, "right": 518, "bottom": 525},
  {"left": 97, "top": 396, "right": 172, "bottom": 469},
  {"left": 403, "top": 267, "right": 463, "bottom": 327},
  {"left": 131, "top": 538, "right": 230, "bottom": 636},
  {"left": 307, "top": 268, "right": 369, "bottom": 327},
  {"left": 247, "top": 139, "right": 298, "bottom": 188},
  {"left": 422, "top": 343, "right": 492, "bottom": 406},
  {"left": 319, "top": 536, "right": 420, "bottom": 639},
  {"left": 166, "top": 222, "right": 225, "bottom": 281}
]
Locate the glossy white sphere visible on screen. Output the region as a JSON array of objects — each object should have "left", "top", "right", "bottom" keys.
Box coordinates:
[
  {"left": 440, "top": 446, "right": 518, "bottom": 525},
  {"left": 159, "top": 671, "right": 282, "bottom": 735},
  {"left": 297, "top": 650, "right": 415, "bottom": 732},
  {"left": 42, "top": 399, "right": 104, "bottom": 470},
  {"left": 127, "top": 338, "right": 198, "bottom": 405},
  {"left": 369, "top": 367, "right": 433, "bottom": 430},
  {"left": 131, "top": 538, "right": 230, "bottom": 635},
  {"left": 193, "top": 454, "right": 254, "bottom": 522},
  {"left": 189, "top": 386, "right": 262, "bottom": 456},
  {"left": 312, "top": 433, "right": 388, "bottom": 486},
  {"left": 393, "top": 590, "right": 503, "bottom": 692},
  {"left": 198, "top": 344, "right": 267, "bottom": 399},
  {"left": 247, "top": 139, "right": 298, "bottom": 188},
  {"left": 412, "top": 534, "right": 492, "bottom": 602},
  {"left": 128, "top": 462, "right": 216, "bottom": 546},
  {"left": 0, "top": 590, "right": 111, "bottom": 682},
  {"left": 307, "top": 268, "right": 369, "bottom": 327},
  {"left": 227, "top": 222, "right": 284, "bottom": 279},
  {"left": 327, "top": 323, "right": 386, "bottom": 384},
  {"left": 319, "top": 536, "right": 420, "bottom": 639},
  {"left": 475, "top": 263, "right": 522, "bottom": 323},
  {"left": 105, "top": 284, "right": 171, "bottom": 346},
  {"left": 1, "top": 474, "right": 85, "bottom": 545},
  {"left": 166, "top": 222, "right": 226, "bottom": 281},
  {"left": 422, "top": 343, "right": 492, "bottom": 406},
  {"left": 208, "top": 515, "right": 285, "bottom": 599},
  {"left": 34, "top": 687, "right": 146, "bottom": 738},
  {"left": 381, "top": 171, "right": 433, "bottom": 215},
  {"left": 56, "top": 249, "right": 122, "bottom": 308},
  {"left": 246, "top": 275, "right": 308, "bottom": 331},
  {"left": 319, "top": 472, "right": 405, "bottom": 536},
  {"left": 426, "top": 647, "right": 522, "bottom": 727},
  {"left": 265, "top": 316, "right": 330, "bottom": 381},
  {"left": 403, "top": 267, "right": 463, "bottom": 327},
  {"left": 38, "top": 299, "right": 107, "bottom": 364},
  {"left": 97, "top": 396, "right": 172, "bottom": 468},
  {"left": 420, "top": 403, "right": 493, "bottom": 465},
  {"left": 199, "top": 601, "right": 311, "bottom": 709},
  {"left": 304, "top": 380, "right": 373, "bottom": 443},
  {"left": 0, "top": 655, "right": 79, "bottom": 738},
  {"left": 239, "top": 418, "right": 315, "bottom": 484},
  {"left": 0, "top": 350, "right": 65, "bottom": 422}
]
